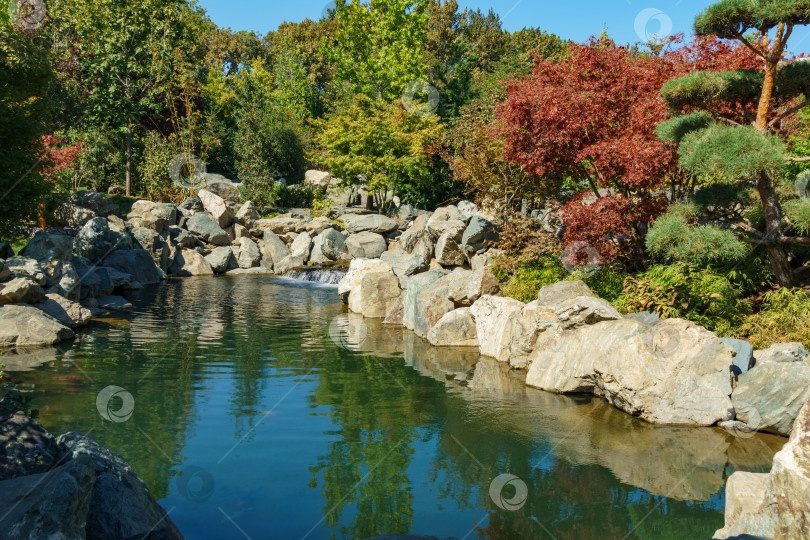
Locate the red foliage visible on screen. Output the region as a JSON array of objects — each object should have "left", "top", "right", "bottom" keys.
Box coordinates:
[
  {"left": 496, "top": 36, "right": 757, "bottom": 263},
  {"left": 40, "top": 135, "right": 84, "bottom": 180}
]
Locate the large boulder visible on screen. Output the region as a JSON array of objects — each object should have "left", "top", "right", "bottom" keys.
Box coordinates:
[
  {"left": 461, "top": 216, "right": 498, "bottom": 254},
  {"left": 170, "top": 249, "right": 214, "bottom": 276},
  {"left": 593, "top": 319, "right": 735, "bottom": 425},
  {"left": 254, "top": 216, "right": 305, "bottom": 235},
  {"left": 397, "top": 229, "right": 434, "bottom": 262},
  {"left": 168, "top": 225, "right": 197, "bottom": 248},
  {"left": 235, "top": 200, "right": 260, "bottom": 229},
  {"left": 0, "top": 411, "right": 62, "bottom": 481},
  {"left": 0, "top": 261, "right": 9, "bottom": 282},
  {"left": 274, "top": 255, "right": 304, "bottom": 274},
  {"left": 400, "top": 269, "right": 447, "bottom": 331},
  {"left": 72, "top": 218, "right": 130, "bottom": 262},
  {"left": 446, "top": 269, "right": 499, "bottom": 306},
  {"left": 305, "top": 216, "right": 340, "bottom": 236},
  {"left": 4, "top": 257, "right": 46, "bottom": 285},
  {"left": 53, "top": 201, "right": 96, "bottom": 227},
  {"left": 0, "top": 454, "right": 96, "bottom": 539},
  {"left": 348, "top": 271, "right": 401, "bottom": 318},
  {"left": 131, "top": 226, "right": 170, "bottom": 271},
  {"left": 205, "top": 246, "right": 236, "bottom": 273},
  {"left": 127, "top": 200, "right": 171, "bottom": 233},
  {"left": 380, "top": 248, "right": 426, "bottom": 278},
  {"left": 720, "top": 337, "right": 755, "bottom": 376},
  {"left": 0, "top": 277, "right": 44, "bottom": 305},
  {"left": 457, "top": 200, "right": 478, "bottom": 221},
  {"left": 469, "top": 295, "right": 525, "bottom": 361},
  {"left": 434, "top": 233, "right": 466, "bottom": 266},
  {"left": 310, "top": 228, "right": 346, "bottom": 264},
  {"left": 32, "top": 293, "right": 93, "bottom": 327},
  {"left": 426, "top": 214, "right": 466, "bottom": 241},
  {"left": 427, "top": 307, "right": 478, "bottom": 347},
  {"left": 714, "top": 395, "right": 810, "bottom": 538},
  {"left": 19, "top": 231, "right": 73, "bottom": 262},
  {"left": 402, "top": 271, "right": 456, "bottom": 338},
  {"left": 342, "top": 214, "right": 399, "bottom": 234},
  {"left": 0, "top": 304, "right": 75, "bottom": 348},
  {"left": 56, "top": 432, "right": 184, "bottom": 540},
  {"left": 197, "top": 188, "right": 234, "bottom": 228},
  {"left": 259, "top": 232, "right": 290, "bottom": 272},
  {"left": 289, "top": 231, "right": 313, "bottom": 261},
  {"left": 178, "top": 197, "right": 203, "bottom": 212},
  {"left": 185, "top": 212, "right": 230, "bottom": 246},
  {"left": 69, "top": 189, "right": 119, "bottom": 216},
  {"left": 338, "top": 258, "right": 394, "bottom": 302},
  {"left": 102, "top": 250, "right": 165, "bottom": 285},
  {"left": 236, "top": 237, "right": 261, "bottom": 269},
  {"left": 346, "top": 232, "right": 388, "bottom": 259},
  {"left": 526, "top": 319, "right": 648, "bottom": 392},
  {"left": 553, "top": 296, "right": 623, "bottom": 330},
  {"left": 41, "top": 260, "right": 81, "bottom": 301},
  {"left": 731, "top": 362, "right": 810, "bottom": 436},
  {"left": 305, "top": 170, "right": 332, "bottom": 190},
  {"left": 753, "top": 342, "right": 809, "bottom": 365},
  {"left": 535, "top": 280, "right": 595, "bottom": 307},
  {"left": 507, "top": 301, "right": 562, "bottom": 369}
]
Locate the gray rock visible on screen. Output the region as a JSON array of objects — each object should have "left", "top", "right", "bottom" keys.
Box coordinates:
[
  {"left": 407, "top": 272, "right": 457, "bottom": 338},
  {"left": 289, "top": 232, "right": 312, "bottom": 261},
  {"left": 348, "top": 271, "right": 401, "bottom": 318},
  {"left": 225, "top": 266, "right": 273, "bottom": 275},
  {"left": 259, "top": 232, "right": 290, "bottom": 271},
  {"left": 198, "top": 189, "right": 234, "bottom": 228},
  {"left": 434, "top": 233, "right": 467, "bottom": 266},
  {"left": 753, "top": 342, "right": 809, "bottom": 365},
  {"left": 178, "top": 197, "right": 203, "bottom": 212},
  {"left": 41, "top": 260, "right": 81, "bottom": 301},
  {"left": 720, "top": 337, "right": 755, "bottom": 376},
  {"left": 102, "top": 250, "right": 165, "bottom": 285},
  {"left": 53, "top": 201, "right": 97, "bottom": 227},
  {"left": 108, "top": 183, "right": 126, "bottom": 195},
  {"left": 170, "top": 249, "right": 214, "bottom": 276},
  {"left": 56, "top": 432, "right": 184, "bottom": 540},
  {"left": 305, "top": 216, "right": 339, "bottom": 236},
  {"left": 69, "top": 189, "right": 119, "bottom": 216},
  {"left": 127, "top": 200, "right": 171, "bottom": 233},
  {"left": 457, "top": 200, "right": 478, "bottom": 221},
  {"left": 254, "top": 216, "right": 305, "bottom": 235},
  {"left": 73, "top": 217, "right": 115, "bottom": 262},
  {"left": 0, "top": 261, "right": 9, "bottom": 282},
  {"left": 156, "top": 203, "right": 178, "bottom": 225},
  {"left": 593, "top": 319, "right": 735, "bottom": 425},
  {"left": 732, "top": 361, "right": 810, "bottom": 436},
  {"left": 461, "top": 216, "right": 498, "bottom": 254},
  {"left": 526, "top": 319, "right": 648, "bottom": 392},
  {"left": 714, "top": 395, "right": 810, "bottom": 538},
  {"left": 185, "top": 213, "right": 230, "bottom": 246},
  {"left": 235, "top": 200, "right": 260, "bottom": 229},
  {"left": 346, "top": 231, "right": 387, "bottom": 259},
  {"left": 0, "top": 304, "right": 75, "bottom": 348},
  {"left": 168, "top": 225, "right": 197, "bottom": 248},
  {"left": 401, "top": 270, "right": 447, "bottom": 332},
  {"left": 338, "top": 258, "right": 394, "bottom": 302},
  {"left": 0, "top": 454, "right": 96, "bottom": 540},
  {"left": 236, "top": 237, "right": 261, "bottom": 269},
  {"left": 395, "top": 204, "right": 418, "bottom": 222},
  {"left": 205, "top": 246, "right": 235, "bottom": 273},
  {"left": 0, "top": 277, "right": 45, "bottom": 305},
  {"left": 19, "top": 231, "right": 73, "bottom": 262},
  {"left": 305, "top": 170, "right": 332, "bottom": 189},
  {"left": 132, "top": 227, "right": 170, "bottom": 271},
  {"left": 380, "top": 248, "right": 426, "bottom": 277},
  {"left": 624, "top": 310, "right": 662, "bottom": 327},
  {"left": 469, "top": 295, "right": 525, "bottom": 361},
  {"left": 0, "top": 411, "right": 62, "bottom": 481},
  {"left": 96, "top": 295, "right": 133, "bottom": 311},
  {"left": 5, "top": 257, "right": 46, "bottom": 285},
  {"left": 426, "top": 215, "right": 466, "bottom": 241},
  {"left": 383, "top": 295, "right": 405, "bottom": 325},
  {"left": 554, "top": 296, "right": 623, "bottom": 330},
  {"left": 0, "top": 242, "right": 14, "bottom": 259},
  {"left": 509, "top": 301, "right": 561, "bottom": 369},
  {"left": 310, "top": 228, "right": 346, "bottom": 264},
  {"left": 427, "top": 307, "right": 478, "bottom": 347},
  {"left": 342, "top": 214, "right": 399, "bottom": 234},
  {"left": 536, "top": 280, "right": 595, "bottom": 307},
  {"left": 274, "top": 255, "right": 304, "bottom": 275},
  {"left": 33, "top": 293, "right": 93, "bottom": 327},
  {"left": 446, "top": 269, "right": 500, "bottom": 306}
]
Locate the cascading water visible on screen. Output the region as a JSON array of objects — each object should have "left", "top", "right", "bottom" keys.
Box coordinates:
[{"left": 283, "top": 267, "right": 347, "bottom": 285}]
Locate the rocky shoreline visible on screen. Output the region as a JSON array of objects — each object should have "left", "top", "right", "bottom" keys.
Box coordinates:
[{"left": 2, "top": 174, "right": 810, "bottom": 538}]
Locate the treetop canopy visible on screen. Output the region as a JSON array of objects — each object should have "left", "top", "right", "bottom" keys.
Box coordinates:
[{"left": 695, "top": 0, "right": 810, "bottom": 39}]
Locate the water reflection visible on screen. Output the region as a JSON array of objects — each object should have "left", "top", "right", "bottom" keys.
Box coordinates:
[{"left": 2, "top": 276, "right": 786, "bottom": 539}]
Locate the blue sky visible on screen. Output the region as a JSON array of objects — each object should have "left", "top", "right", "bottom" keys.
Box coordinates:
[{"left": 197, "top": 0, "right": 810, "bottom": 55}]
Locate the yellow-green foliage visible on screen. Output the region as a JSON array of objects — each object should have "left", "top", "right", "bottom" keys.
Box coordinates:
[{"left": 741, "top": 288, "right": 810, "bottom": 349}]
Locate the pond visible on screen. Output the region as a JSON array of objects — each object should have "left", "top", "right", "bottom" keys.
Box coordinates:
[{"left": 4, "top": 276, "right": 786, "bottom": 539}]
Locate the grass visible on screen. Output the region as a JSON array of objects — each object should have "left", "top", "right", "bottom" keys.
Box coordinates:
[
  {"left": 739, "top": 287, "right": 810, "bottom": 349},
  {"left": 107, "top": 194, "right": 137, "bottom": 216}
]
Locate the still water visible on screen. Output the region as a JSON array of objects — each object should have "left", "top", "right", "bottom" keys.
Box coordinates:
[{"left": 4, "top": 276, "right": 786, "bottom": 539}]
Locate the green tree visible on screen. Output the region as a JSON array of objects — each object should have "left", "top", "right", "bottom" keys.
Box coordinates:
[
  {"left": 312, "top": 95, "right": 441, "bottom": 209},
  {"left": 657, "top": 0, "right": 810, "bottom": 286},
  {"left": 50, "top": 0, "right": 188, "bottom": 196},
  {"left": 324, "top": 0, "right": 429, "bottom": 100},
  {"left": 0, "top": 21, "right": 53, "bottom": 238}
]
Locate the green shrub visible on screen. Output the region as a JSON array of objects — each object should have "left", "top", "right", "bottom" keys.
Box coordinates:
[
  {"left": 582, "top": 265, "right": 631, "bottom": 303},
  {"left": 138, "top": 132, "right": 184, "bottom": 200},
  {"left": 741, "top": 288, "right": 810, "bottom": 349},
  {"left": 238, "top": 181, "right": 314, "bottom": 210},
  {"left": 646, "top": 203, "right": 748, "bottom": 266},
  {"left": 66, "top": 127, "right": 127, "bottom": 194},
  {"left": 496, "top": 257, "right": 570, "bottom": 303},
  {"left": 784, "top": 198, "right": 810, "bottom": 236},
  {"left": 615, "top": 262, "right": 749, "bottom": 335}
]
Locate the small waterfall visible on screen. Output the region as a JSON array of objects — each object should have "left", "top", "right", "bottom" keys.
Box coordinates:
[{"left": 283, "top": 267, "right": 347, "bottom": 285}]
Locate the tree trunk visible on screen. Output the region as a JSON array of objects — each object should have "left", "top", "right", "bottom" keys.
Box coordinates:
[
  {"left": 758, "top": 172, "right": 794, "bottom": 286},
  {"left": 755, "top": 61, "right": 777, "bottom": 133},
  {"left": 125, "top": 117, "right": 132, "bottom": 196}
]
